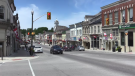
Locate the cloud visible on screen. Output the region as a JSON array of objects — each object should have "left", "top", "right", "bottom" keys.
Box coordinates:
[
  {"left": 14, "top": 4, "right": 90, "bottom": 30},
  {"left": 74, "top": 0, "right": 107, "bottom": 9},
  {"left": 59, "top": 12, "right": 90, "bottom": 26},
  {"left": 74, "top": 0, "right": 93, "bottom": 8}
]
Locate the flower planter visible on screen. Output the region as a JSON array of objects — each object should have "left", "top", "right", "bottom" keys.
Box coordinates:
[{"left": 118, "top": 49, "right": 121, "bottom": 52}]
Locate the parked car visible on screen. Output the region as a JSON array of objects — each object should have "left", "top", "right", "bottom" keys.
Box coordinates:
[
  {"left": 34, "top": 46, "right": 43, "bottom": 53},
  {"left": 50, "top": 45, "right": 63, "bottom": 54},
  {"left": 75, "top": 46, "right": 85, "bottom": 51},
  {"left": 62, "top": 45, "right": 71, "bottom": 51}
]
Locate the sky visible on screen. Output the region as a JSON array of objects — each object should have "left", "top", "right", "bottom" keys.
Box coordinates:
[{"left": 14, "top": 0, "right": 118, "bottom": 30}]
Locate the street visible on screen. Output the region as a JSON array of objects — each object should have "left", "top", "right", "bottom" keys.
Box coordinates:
[{"left": 0, "top": 43, "right": 135, "bottom": 76}]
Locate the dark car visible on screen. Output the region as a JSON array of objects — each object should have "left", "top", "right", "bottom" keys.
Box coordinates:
[
  {"left": 62, "top": 45, "right": 71, "bottom": 51},
  {"left": 50, "top": 45, "right": 63, "bottom": 54}
]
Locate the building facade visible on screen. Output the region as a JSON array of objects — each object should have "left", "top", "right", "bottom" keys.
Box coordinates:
[
  {"left": 69, "top": 22, "right": 83, "bottom": 46},
  {"left": 66, "top": 30, "right": 70, "bottom": 46},
  {"left": 53, "top": 19, "right": 68, "bottom": 45},
  {"left": 89, "top": 12, "right": 103, "bottom": 50},
  {"left": 0, "top": 0, "right": 16, "bottom": 56},
  {"left": 82, "top": 15, "right": 95, "bottom": 49},
  {"left": 101, "top": 0, "right": 135, "bottom": 52}
]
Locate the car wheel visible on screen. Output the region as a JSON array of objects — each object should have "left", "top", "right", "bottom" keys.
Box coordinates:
[
  {"left": 61, "top": 52, "right": 63, "bottom": 54},
  {"left": 50, "top": 51, "right": 52, "bottom": 54}
]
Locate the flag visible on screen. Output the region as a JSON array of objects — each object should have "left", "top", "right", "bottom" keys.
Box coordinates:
[{"left": 104, "top": 32, "right": 107, "bottom": 36}]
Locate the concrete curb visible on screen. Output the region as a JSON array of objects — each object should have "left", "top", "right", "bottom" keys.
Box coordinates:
[
  {"left": 0, "top": 56, "right": 39, "bottom": 63},
  {"left": 85, "top": 49, "right": 135, "bottom": 55}
]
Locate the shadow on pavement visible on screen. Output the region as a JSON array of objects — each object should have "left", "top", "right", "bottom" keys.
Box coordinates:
[{"left": 7, "top": 48, "right": 38, "bottom": 57}]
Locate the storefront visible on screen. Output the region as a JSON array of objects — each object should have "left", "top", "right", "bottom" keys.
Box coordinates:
[
  {"left": 119, "top": 24, "right": 135, "bottom": 52},
  {"left": 91, "top": 36, "right": 99, "bottom": 50},
  {"left": 82, "top": 36, "right": 90, "bottom": 49}
]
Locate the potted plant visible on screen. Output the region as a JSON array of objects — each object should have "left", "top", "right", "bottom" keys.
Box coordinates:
[{"left": 117, "top": 46, "right": 122, "bottom": 52}]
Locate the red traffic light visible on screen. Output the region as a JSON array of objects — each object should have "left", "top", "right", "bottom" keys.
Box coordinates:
[
  {"left": 28, "top": 32, "right": 30, "bottom": 35},
  {"left": 48, "top": 13, "right": 50, "bottom": 15},
  {"left": 47, "top": 12, "right": 51, "bottom": 20}
]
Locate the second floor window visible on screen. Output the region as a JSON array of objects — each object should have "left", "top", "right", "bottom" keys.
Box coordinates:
[
  {"left": 115, "top": 11, "right": 118, "bottom": 24},
  {"left": 98, "top": 26, "right": 100, "bottom": 33},
  {"left": 109, "top": 13, "right": 112, "bottom": 25},
  {"left": 94, "top": 26, "right": 96, "bottom": 34},
  {"left": 80, "top": 29, "right": 82, "bottom": 35},
  {"left": 77, "top": 30, "right": 78, "bottom": 36},
  {"left": 91, "top": 27, "right": 93, "bottom": 33},
  {"left": 104, "top": 15, "right": 107, "bottom": 26},
  {"left": 129, "top": 8, "right": 133, "bottom": 21},
  {"left": 0, "top": 6, "right": 4, "bottom": 19},
  {"left": 121, "top": 10, "right": 125, "bottom": 22}
]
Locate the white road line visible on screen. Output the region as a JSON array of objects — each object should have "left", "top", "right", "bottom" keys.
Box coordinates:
[{"left": 28, "top": 60, "right": 35, "bottom": 76}]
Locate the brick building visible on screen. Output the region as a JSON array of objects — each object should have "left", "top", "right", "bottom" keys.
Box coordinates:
[{"left": 101, "top": 0, "right": 135, "bottom": 52}]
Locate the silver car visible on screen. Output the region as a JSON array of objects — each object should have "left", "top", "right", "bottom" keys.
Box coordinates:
[
  {"left": 34, "top": 47, "right": 43, "bottom": 53},
  {"left": 75, "top": 46, "right": 85, "bottom": 51}
]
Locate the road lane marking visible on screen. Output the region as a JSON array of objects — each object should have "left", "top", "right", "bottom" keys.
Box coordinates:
[{"left": 28, "top": 60, "right": 35, "bottom": 76}]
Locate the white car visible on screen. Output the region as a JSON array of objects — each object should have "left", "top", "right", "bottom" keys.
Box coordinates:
[{"left": 34, "top": 47, "right": 43, "bottom": 53}]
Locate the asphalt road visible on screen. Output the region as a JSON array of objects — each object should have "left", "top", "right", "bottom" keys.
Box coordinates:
[{"left": 0, "top": 43, "right": 135, "bottom": 76}]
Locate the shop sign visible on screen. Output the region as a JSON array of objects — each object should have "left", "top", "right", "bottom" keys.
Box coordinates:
[
  {"left": 73, "top": 37, "right": 76, "bottom": 41},
  {"left": 119, "top": 24, "right": 135, "bottom": 29}
]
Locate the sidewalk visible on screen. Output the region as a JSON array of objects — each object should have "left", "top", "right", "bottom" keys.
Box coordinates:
[
  {"left": 85, "top": 49, "right": 135, "bottom": 55},
  {"left": 0, "top": 48, "right": 39, "bottom": 63}
]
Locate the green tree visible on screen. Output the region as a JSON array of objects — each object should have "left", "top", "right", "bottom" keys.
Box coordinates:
[
  {"left": 36, "top": 27, "right": 48, "bottom": 34},
  {"left": 21, "top": 29, "right": 27, "bottom": 36}
]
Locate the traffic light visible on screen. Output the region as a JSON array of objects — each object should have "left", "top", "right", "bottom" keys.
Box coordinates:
[
  {"left": 28, "top": 32, "right": 30, "bottom": 35},
  {"left": 47, "top": 12, "right": 51, "bottom": 20},
  {"left": 106, "top": 18, "right": 109, "bottom": 25},
  {"left": 31, "top": 32, "right": 35, "bottom": 35}
]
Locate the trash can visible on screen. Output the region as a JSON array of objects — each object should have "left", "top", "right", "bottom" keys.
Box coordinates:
[{"left": 112, "top": 46, "right": 115, "bottom": 52}]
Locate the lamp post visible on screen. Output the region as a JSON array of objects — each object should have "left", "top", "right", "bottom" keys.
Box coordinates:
[
  {"left": 30, "top": 10, "right": 34, "bottom": 55},
  {"left": 123, "top": 14, "right": 126, "bottom": 52}
]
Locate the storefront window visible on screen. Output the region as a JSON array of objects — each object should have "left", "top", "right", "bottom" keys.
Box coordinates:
[
  {"left": 128, "top": 32, "right": 133, "bottom": 46},
  {"left": 121, "top": 32, "right": 125, "bottom": 45}
]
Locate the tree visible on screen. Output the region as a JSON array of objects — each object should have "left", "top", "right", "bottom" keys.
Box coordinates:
[
  {"left": 21, "top": 27, "right": 49, "bottom": 36},
  {"left": 21, "top": 29, "right": 27, "bottom": 37}
]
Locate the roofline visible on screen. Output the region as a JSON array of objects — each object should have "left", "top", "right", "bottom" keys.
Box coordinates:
[{"left": 101, "top": 0, "right": 130, "bottom": 10}]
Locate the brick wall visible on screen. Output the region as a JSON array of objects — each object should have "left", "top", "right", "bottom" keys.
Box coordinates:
[{"left": 102, "top": 0, "right": 135, "bottom": 26}]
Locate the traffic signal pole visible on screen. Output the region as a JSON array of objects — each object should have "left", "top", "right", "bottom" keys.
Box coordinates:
[{"left": 30, "top": 11, "right": 51, "bottom": 55}]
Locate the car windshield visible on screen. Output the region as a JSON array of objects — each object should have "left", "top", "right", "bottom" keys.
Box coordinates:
[
  {"left": 35, "top": 47, "right": 41, "bottom": 48},
  {"left": 54, "top": 46, "right": 61, "bottom": 48}
]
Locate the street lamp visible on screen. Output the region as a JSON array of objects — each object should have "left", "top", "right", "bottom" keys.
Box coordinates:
[
  {"left": 123, "top": 14, "right": 126, "bottom": 52},
  {"left": 30, "top": 10, "right": 34, "bottom": 55}
]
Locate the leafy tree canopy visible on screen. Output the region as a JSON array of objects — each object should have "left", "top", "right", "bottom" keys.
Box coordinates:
[{"left": 21, "top": 27, "right": 53, "bottom": 36}]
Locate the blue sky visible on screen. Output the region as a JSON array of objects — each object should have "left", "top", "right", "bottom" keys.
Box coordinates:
[{"left": 14, "top": 0, "right": 118, "bottom": 30}]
